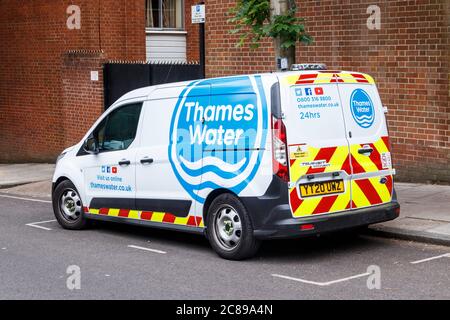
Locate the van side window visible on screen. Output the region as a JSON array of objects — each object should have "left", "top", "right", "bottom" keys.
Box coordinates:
[{"left": 95, "top": 103, "right": 142, "bottom": 152}]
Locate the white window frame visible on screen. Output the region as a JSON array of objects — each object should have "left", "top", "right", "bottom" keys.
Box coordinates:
[{"left": 145, "top": 0, "right": 185, "bottom": 32}]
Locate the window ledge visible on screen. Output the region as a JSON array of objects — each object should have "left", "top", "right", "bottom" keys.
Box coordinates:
[{"left": 146, "top": 29, "right": 187, "bottom": 35}]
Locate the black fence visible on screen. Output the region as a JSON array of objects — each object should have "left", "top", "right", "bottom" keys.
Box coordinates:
[{"left": 103, "top": 62, "right": 204, "bottom": 110}]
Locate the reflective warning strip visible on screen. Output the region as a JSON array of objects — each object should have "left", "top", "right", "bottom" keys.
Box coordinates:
[
  {"left": 349, "top": 136, "right": 393, "bottom": 209},
  {"left": 289, "top": 145, "right": 351, "bottom": 183},
  {"left": 350, "top": 136, "right": 391, "bottom": 174},
  {"left": 352, "top": 175, "right": 393, "bottom": 209},
  {"left": 292, "top": 72, "right": 375, "bottom": 85},
  {"left": 84, "top": 207, "right": 204, "bottom": 228},
  {"left": 288, "top": 136, "right": 393, "bottom": 217},
  {"left": 288, "top": 144, "right": 352, "bottom": 217}
]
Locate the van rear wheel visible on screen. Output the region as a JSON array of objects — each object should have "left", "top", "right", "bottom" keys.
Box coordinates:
[
  {"left": 206, "top": 193, "right": 260, "bottom": 260},
  {"left": 52, "top": 180, "right": 88, "bottom": 230}
]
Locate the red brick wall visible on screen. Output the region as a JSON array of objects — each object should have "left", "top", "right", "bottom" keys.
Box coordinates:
[
  {"left": 0, "top": 0, "right": 145, "bottom": 162},
  {"left": 295, "top": 0, "right": 450, "bottom": 183},
  {"left": 205, "top": 0, "right": 276, "bottom": 77},
  {"left": 61, "top": 52, "right": 105, "bottom": 147},
  {"left": 204, "top": 0, "right": 449, "bottom": 183},
  {"left": 185, "top": 0, "right": 200, "bottom": 62}
]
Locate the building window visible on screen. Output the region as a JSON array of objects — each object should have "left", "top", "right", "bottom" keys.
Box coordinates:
[{"left": 146, "top": 0, "right": 183, "bottom": 30}]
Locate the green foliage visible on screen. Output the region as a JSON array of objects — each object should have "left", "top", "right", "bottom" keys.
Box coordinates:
[{"left": 228, "top": 0, "right": 313, "bottom": 49}]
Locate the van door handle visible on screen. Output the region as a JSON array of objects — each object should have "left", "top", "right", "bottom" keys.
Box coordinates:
[
  {"left": 140, "top": 158, "right": 154, "bottom": 164},
  {"left": 358, "top": 148, "right": 374, "bottom": 155},
  {"left": 118, "top": 160, "right": 131, "bottom": 166}
]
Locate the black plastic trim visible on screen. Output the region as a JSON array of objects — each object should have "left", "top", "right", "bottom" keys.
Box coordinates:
[
  {"left": 135, "top": 198, "right": 191, "bottom": 217},
  {"left": 252, "top": 201, "right": 400, "bottom": 240},
  {"left": 240, "top": 175, "right": 400, "bottom": 240},
  {"left": 86, "top": 213, "right": 204, "bottom": 235},
  {"left": 89, "top": 198, "right": 135, "bottom": 211},
  {"left": 89, "top": 198, "right": 192, "bottom": 218},
  {"left": 240, "top": 175, "right": 290, "bottom": 230}
]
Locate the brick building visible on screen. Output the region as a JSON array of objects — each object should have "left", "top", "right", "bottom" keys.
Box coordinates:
[{"left": 0, "top": 0, "right": 449, "bottom": 183}]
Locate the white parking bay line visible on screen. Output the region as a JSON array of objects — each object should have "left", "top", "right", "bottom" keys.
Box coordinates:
[
  {"left": 410, "top": 253, "right": 450, "bottom": 265},
  {"left": 128, "top": 245, "right": 167, "bottom": 255},
  {"left": 272, "top": 272, "right": 371, "bottom": 287},
  {"left": 26, "top": 219, "right": 57, "bottom": 231},
  {"left": 0, "top": 194, "right": 51, "bottom": 204}
]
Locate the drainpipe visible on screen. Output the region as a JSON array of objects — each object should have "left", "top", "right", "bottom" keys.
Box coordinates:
[{"left": 271, "top": 0, "right": 295, "bottom": 71}]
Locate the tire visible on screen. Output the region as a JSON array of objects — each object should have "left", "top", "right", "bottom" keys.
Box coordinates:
[
  {"left": 206, "top": 193, "right": 260, "bottom": 260},
  {"left": 52, "top": 180, "right": 89, "bottom": 230}
]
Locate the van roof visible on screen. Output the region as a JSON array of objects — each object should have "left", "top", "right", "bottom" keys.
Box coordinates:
[{"left": 113, "top": 70, "right": 374, "bottom": 106}]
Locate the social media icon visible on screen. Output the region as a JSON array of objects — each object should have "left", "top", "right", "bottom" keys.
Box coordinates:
[{"left": 315, "top": 87, "right": 324, "bottom": 95}]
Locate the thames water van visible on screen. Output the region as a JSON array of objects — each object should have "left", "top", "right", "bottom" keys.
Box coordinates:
[{"left": 52, "top": 66, "right": 400, "bottom": 260}]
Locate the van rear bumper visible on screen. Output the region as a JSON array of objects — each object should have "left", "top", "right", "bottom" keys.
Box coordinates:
[
  {"left": 240, "top": 175, "right": 400, "bottom": 240},
  {"left": 252, "top": 201, "right": 400, "bottom": 239}
]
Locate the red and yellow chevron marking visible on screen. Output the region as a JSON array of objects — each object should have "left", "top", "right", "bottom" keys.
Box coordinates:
[
  {"left": 84, "top": 207, "right": 204, "bottom": 228},
  {"left": 282, "top": 71, "right": 375, "bottom": 86},
  {"left": 289, "top": 144, "right": 352, "bottom": 217},
  {"left": 351, "top": 136, "right": 393, "bottom": 209},
  {"left": 350, "top": 136, "right": 391, "bottom": 174},
  {"left": 352, "top": 175, "right": 393, "bottom": 209},
  {"left": 288, "top": 136, "right": 393, "bottom": 217}
]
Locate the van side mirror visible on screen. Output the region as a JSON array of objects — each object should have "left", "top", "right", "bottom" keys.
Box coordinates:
[{"left": 83, "top": 134, "right": 99, "bottom": 154}]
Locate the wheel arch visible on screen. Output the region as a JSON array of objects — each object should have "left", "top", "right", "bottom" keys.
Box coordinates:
[
  {"left": 53, "top": 176, "right": 70, "bottom": 192},
  {"left": 202, "top": 188, "right": 239, "bottom": 227}
]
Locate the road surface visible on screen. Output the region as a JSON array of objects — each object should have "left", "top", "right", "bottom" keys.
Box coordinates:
[{"left": 0, "top": 193, "right": 448, "bottom": 299}]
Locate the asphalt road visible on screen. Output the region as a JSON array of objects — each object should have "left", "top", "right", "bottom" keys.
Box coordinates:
[{"left": 0, "top": 193, "right": 449, "bottom": 300}]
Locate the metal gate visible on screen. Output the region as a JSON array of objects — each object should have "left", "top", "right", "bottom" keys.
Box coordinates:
[{"left": 103, "top": 62, "right": 203, "bottom": 109}]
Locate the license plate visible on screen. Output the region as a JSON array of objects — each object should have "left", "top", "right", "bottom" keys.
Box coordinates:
[{"left": 300, "top": 180, "right": 345, "bottom": 198}]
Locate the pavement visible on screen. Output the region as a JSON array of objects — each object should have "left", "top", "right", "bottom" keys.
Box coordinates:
[
  {"left": 368, "top": 183, "right": 450, "bottom": 246},
  {"left": 0, "top": 163, "right": 449, "bottom": 247},
  {"left": 0, "top": 163, "right": 55, "bottom": 189}
]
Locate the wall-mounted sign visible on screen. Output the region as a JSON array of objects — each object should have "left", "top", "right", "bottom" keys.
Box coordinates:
[{"left": 191, "top": 4, "right": 205, "bottom": 24}]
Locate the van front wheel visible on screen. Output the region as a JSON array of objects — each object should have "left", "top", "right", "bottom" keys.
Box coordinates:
[
  {"left": 52, "top": 180, "right": 88, "bottom": 230},
  {"left": 206, "top": 194, "right": 260, "bottom": 260}
]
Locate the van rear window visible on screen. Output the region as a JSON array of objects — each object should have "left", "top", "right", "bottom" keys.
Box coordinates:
[{"left": 284, "top": 84, "right": 346, "bottom": 142}]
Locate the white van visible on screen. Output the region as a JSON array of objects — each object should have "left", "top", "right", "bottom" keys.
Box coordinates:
[{"left": 52, "top": 69, "right": 400, "bottom": 260}]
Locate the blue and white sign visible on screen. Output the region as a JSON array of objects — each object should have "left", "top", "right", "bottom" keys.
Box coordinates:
[
  {"left": 168, "top": 76, "right": 268, "bottom": 203},
  {"left": 191, "top": 4, "right": 206, "bottom": 24},
  {"left": 350, "top": 89, "right": 375, "bottom": 128}
]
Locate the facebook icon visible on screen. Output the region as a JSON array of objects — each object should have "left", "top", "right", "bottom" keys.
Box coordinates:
[{"left": 305, "top": 88, "right": 313, "bottom": 96}]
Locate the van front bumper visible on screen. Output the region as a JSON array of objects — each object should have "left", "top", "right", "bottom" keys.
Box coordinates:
[{"left": 252, "top": 201, "right": 400, "bottom": 240}]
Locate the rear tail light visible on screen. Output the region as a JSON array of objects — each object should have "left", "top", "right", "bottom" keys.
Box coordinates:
[
  {"left": 272, "top": 117, "right": 289, "bottom": 182},
  {"left": 300, "top": 224, "right": 315, "bottom": 231}
]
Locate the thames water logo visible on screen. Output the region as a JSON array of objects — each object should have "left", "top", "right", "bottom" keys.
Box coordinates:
[
  {"left": 350, "top": 89, "right": 375, "bottom": 128},
  {"left": 168, "top": 76, "right": 268, "bottom": 203}
]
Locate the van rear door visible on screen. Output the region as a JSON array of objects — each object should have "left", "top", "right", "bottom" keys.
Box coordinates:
[
  {"left": 336, "top": 72, "right": 394, "bottom": 209},
  {"left": 281, "top": 73, "right": 352, "bottom": 217}
]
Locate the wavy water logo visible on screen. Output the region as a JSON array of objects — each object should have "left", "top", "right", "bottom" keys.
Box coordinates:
[
  {"left": 168, "top": 76, "right": 268, "bottom": 203},
  {"left": 350, "top": 89, "right": 375, "bottom": 128}
]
